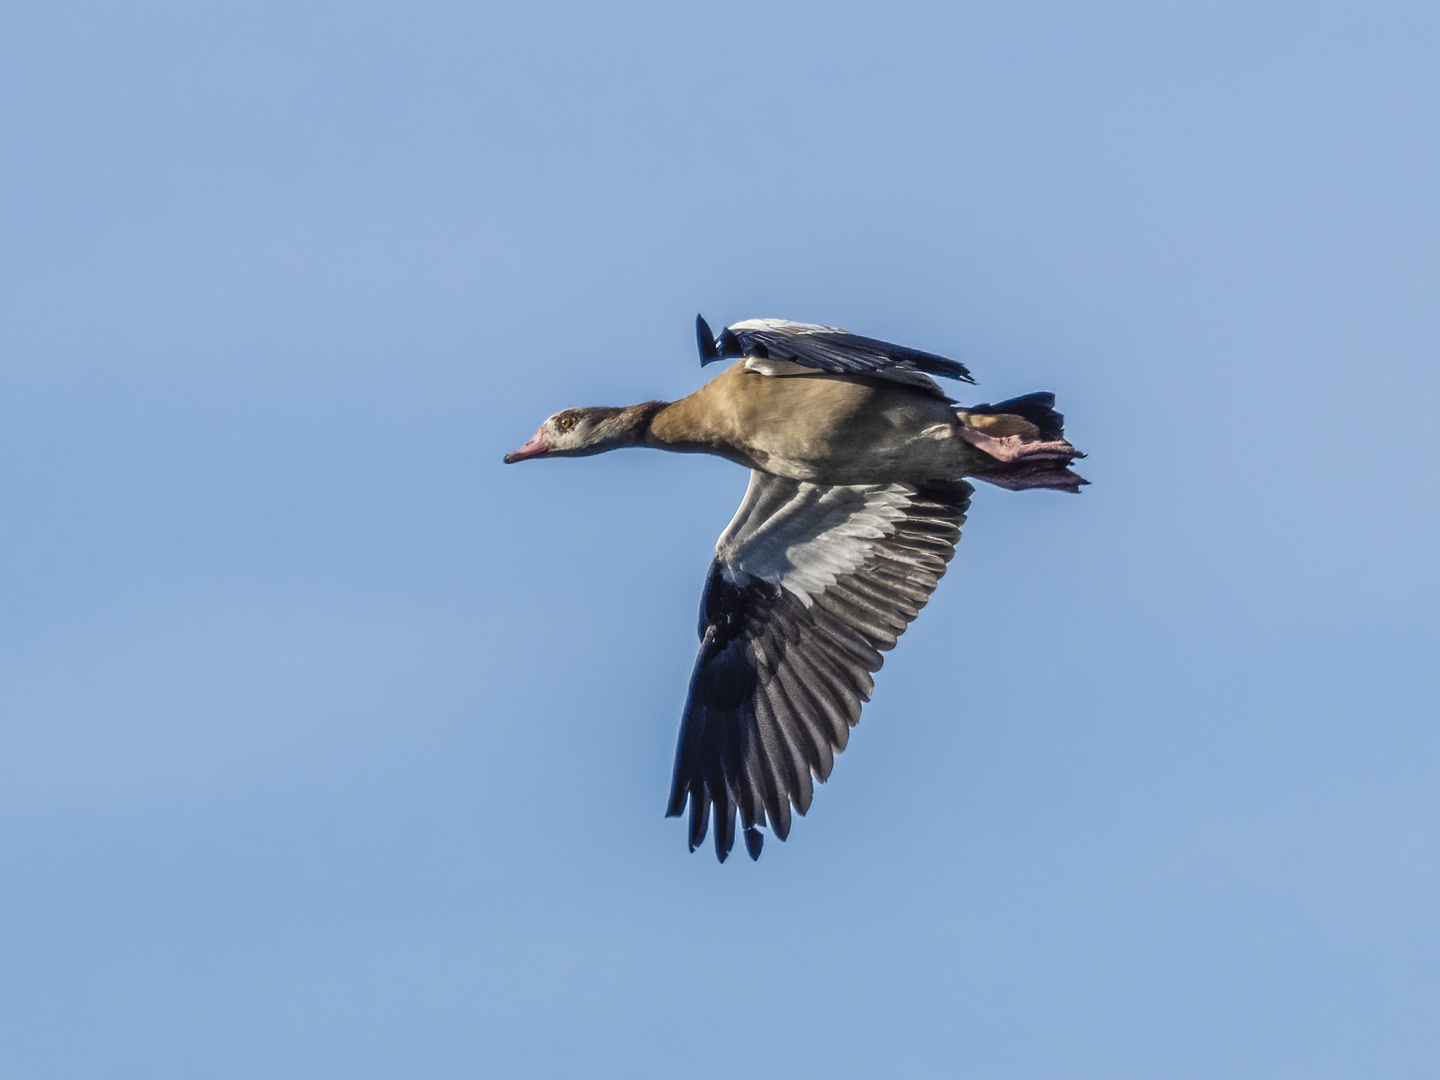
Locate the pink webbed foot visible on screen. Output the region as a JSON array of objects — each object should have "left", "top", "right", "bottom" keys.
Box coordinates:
[
  {"left": 959, "top": 425, "right": 1088, "bottom": 492},
  {"left": 958, "top": 426, "right": 1078, "bottom": 464}
]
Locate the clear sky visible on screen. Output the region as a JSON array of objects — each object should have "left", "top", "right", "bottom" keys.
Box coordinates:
[{"left": 3, "top": 2, "right": 1438, "bottom": 1077}]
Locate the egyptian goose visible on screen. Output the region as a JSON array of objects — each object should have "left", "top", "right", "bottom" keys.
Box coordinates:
[{"left": 505, "top": 317, "right": 1084, "bottom": 861}]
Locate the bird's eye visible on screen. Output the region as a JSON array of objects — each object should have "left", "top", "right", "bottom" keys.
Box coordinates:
[{"left": 557, "top": 416, "right": 575, "bottom": 431}]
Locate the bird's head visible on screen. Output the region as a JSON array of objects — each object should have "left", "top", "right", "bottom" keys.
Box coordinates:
[{"left": 503, "top": 404, "right": 661, "bottom": 463}]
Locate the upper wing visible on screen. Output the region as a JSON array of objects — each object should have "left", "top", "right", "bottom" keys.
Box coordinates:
[
  {"left": 695, "top": 315, "right": 975, "bottom": 390},
  {"left": 667, "top": 471, "right": 973, "bottom": 861}
]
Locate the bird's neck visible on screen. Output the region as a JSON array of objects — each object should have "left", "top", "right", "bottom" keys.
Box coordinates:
[
  {"left": 615, "top": 400, "right": 668, "bottom": 445},
  {"left": 644, "top": 380, "right": 751, "bottom": 464}
]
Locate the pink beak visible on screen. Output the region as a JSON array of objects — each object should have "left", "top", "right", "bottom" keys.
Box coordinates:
[{"left": 503, "top": 429, "right": 550, "bottom": 464}]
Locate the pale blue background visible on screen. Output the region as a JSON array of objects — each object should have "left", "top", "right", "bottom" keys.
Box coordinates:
[{"left": 3, "top": 2, "right": 1438, "bottom": 1077}]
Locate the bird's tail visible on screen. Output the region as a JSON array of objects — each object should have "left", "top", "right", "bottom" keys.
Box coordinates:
[{"left": 956, "top": 393, "right": 1088, "bottom": 493}]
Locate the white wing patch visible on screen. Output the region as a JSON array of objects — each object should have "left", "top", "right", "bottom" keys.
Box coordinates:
[
  {"left": 729, "top": 317, "right": 845, "bottom": 335},
  {"left": 715, "top": 473, "right": 915, "bottom": 606}
]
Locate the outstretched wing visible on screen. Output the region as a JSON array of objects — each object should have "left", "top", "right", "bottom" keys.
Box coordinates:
[
  {"left": 696, "top": 315, "right": 975, "bottom": 388},
  {"left": 667, "top": 471, "right": 973, "bottom": 861}
]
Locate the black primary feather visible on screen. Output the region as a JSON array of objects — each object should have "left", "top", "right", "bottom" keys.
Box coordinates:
[{"left": 744, "top": 827, "right": 764, "bottom": 860}]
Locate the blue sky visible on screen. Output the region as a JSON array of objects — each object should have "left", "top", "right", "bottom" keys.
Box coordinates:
[{"left": 3, "top": 2, "right": 1438, "bottom": 1076}]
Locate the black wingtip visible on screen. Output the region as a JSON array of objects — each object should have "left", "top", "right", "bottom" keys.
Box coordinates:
[
  {"left": 899, "top": 344, "right": 974, "bottom": 383},
  {"left": 744, "top": 826, "right": 764, "bottom": 861},
  {"left": 936, "top": 357, "right": 976, "bottom": 384},
  {"left": 714, "top": 801, "right": 737, "bottom": 862},
  {"left": 696, "top": 314, "right": 718, "bottom": 364}
]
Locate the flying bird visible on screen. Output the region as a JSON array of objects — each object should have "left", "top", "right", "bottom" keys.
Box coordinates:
[{"left": 505, "top": 316, "right": 1085, "bottom": 861}]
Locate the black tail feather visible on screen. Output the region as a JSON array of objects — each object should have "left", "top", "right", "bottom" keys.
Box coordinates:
[{"left": 968, "top": 392, "right": 1065, "bottom": 440}]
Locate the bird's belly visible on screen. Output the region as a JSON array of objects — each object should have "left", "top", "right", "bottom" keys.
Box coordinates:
[
  {"left": 735, "top": 384, "right": 974, "bottom": 484},
  {"left": 752, "top": 426, "right": 964, "bottom": 483}
]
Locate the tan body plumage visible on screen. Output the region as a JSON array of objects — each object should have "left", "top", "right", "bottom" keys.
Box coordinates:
[{"left": 646, "top": 362, "right": 997, "bottom": 485}]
